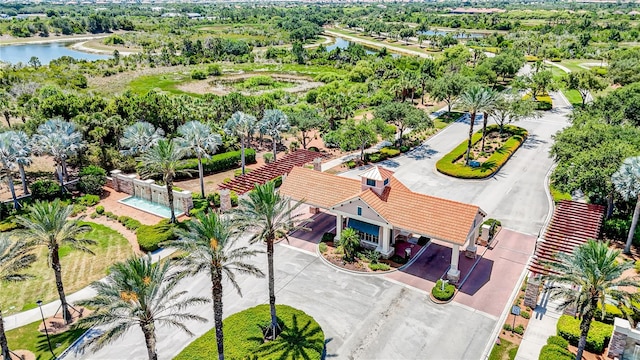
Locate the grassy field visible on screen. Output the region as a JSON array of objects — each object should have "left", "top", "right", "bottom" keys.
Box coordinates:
[
  {"left": 1, "top": 222, "right": 134, "bottom": 314},
  {"left": 489, "top": 338, "right": 518, "bottom": 360},
  {"left": 5, "top": 319, "right": 89, "bottom": 360},
  {"left": 128, "top": 72, "right": 198, "bottom": 96}
]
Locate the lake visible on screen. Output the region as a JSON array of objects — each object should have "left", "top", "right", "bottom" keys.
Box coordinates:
[
  {"left": 0, "top": 41, "right": 110, "bottom": 65},
  {"left": 326, "top": 37, "right": 400, "bottom": 58}
]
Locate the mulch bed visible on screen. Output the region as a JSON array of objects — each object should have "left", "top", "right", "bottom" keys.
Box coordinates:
[{"left": 37, "top": 306, "right": 92, "bottom": 335}]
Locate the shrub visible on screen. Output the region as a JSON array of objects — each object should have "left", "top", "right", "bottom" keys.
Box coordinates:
[
  {"left": 79, "top": 165, "right": 107, "bottom": 195},
  {"left": 31, "top": 180, "right": 61, "bottom": 201},
  {"left": 105, "top": 211, "right": 118, "bottom": 220},
  {"left": 208, "top": 192, "right": 220, "bottom": 207},
  {"left": 538, "top": 344, "right": 574, "bottom": 360},
  {"left": 432, "top": 279, "right": 455, "bottom": 301},
  {"left": 525, "top": 55, "right": 540, "bottom": 62},
  {"left": 503, "top": 324, "right": 512, "bottom": 331},
  {"left": 230, "top": 191, "right": 238, "bottom": 207},
  {"left": 435, "top": 125, "right": 528, "bottom": 179},
  {"left": 363, "top": 249, "right": 381, "bottom": 264},
  {"left": 513, "top": 324, "right": 525, "bottom": 335},
  {"left": 521, "top": 310, "right": 531, "bottom": 319},
  {"left": 272, "top": 176, "right": 283, "bottom": 188},
  {"left": 535, "top": 95, "right": 553, "bottom": 110},
  {"left": 321, "top": 232, "right": 335, "bottom": 242},
  {"left": 70, "top": 204, "right": 86, "bottom": 217},
  {"left": 369, "top": 263, "right": 391, "bottom": 271},
  {"left": 263, "top": 152, "right": 274, "bottom": 164},
  {"left": 593, "top": 303, "right": 625, "bottom": 325},
  {"left": 234, "top": 168, "right": 252, "bottom": 177},
  {"left": 318, "top": 242, "right": 328, "bottom": 253},
  {"left": 206, "top": 64, "right": 222, "bottom": 76},
  {"left": 176, "top": 149, "right": 256, "bottom": 177},
  {"left": 189, "top": 198, "right": 209, "bottom": 217},
  {"left": 75, "top": 194, "right": 100, "bottom": 207},
  {"left": 95, "top": 205, "right": 105, "bottom": 214},
  {"left": 547, "top": 336, "right": 569, "bottom": 349},
  {"left": 191, "top": 69, "right": 207, "bottom": 80},
  {"left": 89, "top": 212, "right": 99, "bottom": 219},
  {"left": 0, "top": 219, "right": 19, "bottom": 232},
  {"left": 136, "top": 220, "right": 175, "bottom": 252},
  {"left": 557, "top": 314, "right": 613, "bottom": 354}
]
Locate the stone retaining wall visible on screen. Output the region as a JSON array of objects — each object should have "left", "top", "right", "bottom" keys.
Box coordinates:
[
  {"left": 607, "top": 318, "right": 640, "bottom": 359},
  {"left": 110, "top": 170, "right": 193, "bottom": 212}
]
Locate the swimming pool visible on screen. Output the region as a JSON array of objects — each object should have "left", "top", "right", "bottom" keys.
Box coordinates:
[{"left": 118, "top": 196, "right": 184, "bottom": 219}]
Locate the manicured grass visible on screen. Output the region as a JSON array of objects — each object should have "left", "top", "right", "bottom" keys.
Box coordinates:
[
  {"left": 550, "top": 184, "right": 572, "bottom": 203},
  {"left": 175, "top": 304, "right": 324, "bottom": 360},
  {"left": 489, "top": 338, "right": 518, "bottom": 360},
  {"left": 1, "top": 222, "right": 134, "bottom": 314},
  {"left": 436, "top": 125, "right": 528, "bottom": 179},
  {"left": 5, "top": 318, "right": 89, "bottom": 360},
  {"left": 562, "top": 89, "right": 583, "bottom": 107},
  {"left": 128, "top": 73, "right": 199, "bottom": 96}
]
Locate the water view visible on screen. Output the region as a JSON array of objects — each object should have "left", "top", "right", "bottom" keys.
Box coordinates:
[
  {"left": 326, "top": 37, "right": 399, "bottom": 57},
  {"left": 0, "top": 41, "right": 110, "bottom": 64}
]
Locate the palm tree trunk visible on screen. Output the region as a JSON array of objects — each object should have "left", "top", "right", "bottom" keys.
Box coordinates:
[
  {"left": 212, "top": 271, "right": 224, "bottom": 360},
  {"left": 576, "top": 311, "right": 594, "bottom": 360},
  {"left": 240, "top": 137, "right": 246, "bottom": 176},
  {"left": 481, "top": 112, "right": 489, "bottom": 151},
  {"left": 0, "top": 310, "right": 10, "bottom": 360},
  {"left": 198, "top": 156, "right": 205, "bottom": 198},
  {"left": 19, "top": 163, "right": 29, "bottom": 195},
  {"left": 6, "top": 173, "right": 20, "bottom": 210},
  {"left": 624, "top": 195, "right": 640, "bottom": 254},
  {"left": 465, "top": 113, "right": 476, "bottom": 166},
  {"left": 61, "top": 160, "right": 69, "bottom": 182},
  {"left": 142, "top": 323, "right": 158, "bottom": 360},
  {"left": 166, "top": 179, "right": 176, "bottom": 224},
  {"left": 56, "top": 163, "right": 65, "bottom": 193},
  {"left": 51, "top": 245, "right": 72, "bottom": 324},
  {"left": 267, "top": 236, "right": 278, "bottom": 339}
]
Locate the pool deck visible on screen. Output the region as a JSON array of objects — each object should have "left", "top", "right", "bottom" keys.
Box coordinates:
[{"left": 100, "top": 187, "right": 188, "bottom": 225}]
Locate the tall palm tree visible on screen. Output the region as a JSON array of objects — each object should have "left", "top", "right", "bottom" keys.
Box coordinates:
[
  {"left": 224, "top": 112, "right": 256, "bottom": 175},
  {"left": 120, "top": 121, "right": 165, "bottom": 156},
  {"left": 612, "top": 156, "right": 640, "bottom": 254},
  {"left": 0, "top": 238, "right": 36, "bottom": 360},
  {"left": 14, "top": 200, "right": 94, "bottom": 324},
  {"left": 138, "top": 139, "right": 189, "bottom": 224},
  {"left": 235, "top": 181, "right": 306, "bottom": 340},
  {"left": 10, "top": 131, "right": 32, "bottom": 195},
  {"left": 543, "top": 240, "right": 640, "bottom": 360},
  {"left": 176, "top": 121, "right": 222, "bottom": 198},
  {"left": 0, "top": 132, "right": 23, "bottom": 209},
  {"left": 165, "top": 212, "right": 264, "bottom": 360},
  {"left": 32, "top": 119, "right": 84, "bottom": 188},
  {"left": 76, "top": 256, "right": 209, "bottom": 360},
  {"left": 479, "top": 89, "right": 498, "bottom": 151},
  {"left": 260, "top": 110, "right": 290, "bottom": 161},
  {"left": 455, "top": 85, "right": 496, "bottom": 165}
]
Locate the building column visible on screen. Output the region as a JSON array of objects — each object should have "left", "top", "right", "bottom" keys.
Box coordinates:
[
  {"left": 335, "top": 214, "right": 343, "bottom": 241},
  {"left": 380, "top": 226, "right": 394, "bottom": 259},
  {"left": 447, "top": 244, "right": 461, "bottom": 283},
  {"left": 524, "top": 274, "right": 541, "bottom": 309}
]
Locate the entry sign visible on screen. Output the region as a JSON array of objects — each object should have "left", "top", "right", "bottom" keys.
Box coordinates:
[{"left": 511, "top": 305, "right": 521, "bottom": 316}]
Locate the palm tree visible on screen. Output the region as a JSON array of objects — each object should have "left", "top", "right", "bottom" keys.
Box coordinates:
[
  {"left": 14, "top": 200, "right": 94, "bottom": 324},
  {"left": 9, "top": 131, "right": 32, "bottom": 195},
  {"left": 165, "top": 212, "right": 264, "bottom": 360},
  {"left": 260, "top": 110, "right": 290, "bottom": 161},
  {"left": 612, "top": 156, "right": 640, "bottom": 254},
  {"left": 0, "top": 132, "right": 23, "bottom": 209},
  {"left": 32, "top": 119, "right": 84, "bottom": 187},
  {"left": 137, "top": 140, "right": 189, "bottom": 224},
  {"left": 120, "top": 121, "right": 165, "bottom": 156},
  {"left": 235, "top": 181, "right": 306, "bottom": 340},
  {"left": 455, "top": 85, "right": 497, "bottom": 165},
  {"left": 176, "top": 121, "right": 222, "bottom": 198},
  {"left": 76, "top": 256, "right": 209, "bottom": 360},
  {"left": 224, "top": 112, "right": 256, "bottom": 175},
  {"left": 0, "top": 238, "right": 36, "bottom": 360},
  {"left": 543, "top": 240, "right": 640, "bottom": 360}
]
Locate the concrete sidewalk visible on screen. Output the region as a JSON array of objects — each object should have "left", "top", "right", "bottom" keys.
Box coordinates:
[
  {"left": 514, "top": 288, "right": 564, "bottom": 360},
  {"left": 4, "top": 247, "right": 177, "bottom": 331}
]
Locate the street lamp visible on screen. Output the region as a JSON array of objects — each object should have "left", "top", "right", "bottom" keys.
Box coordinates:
[{"left": 36, "top": 300, "right": 56, "bottom": 360}]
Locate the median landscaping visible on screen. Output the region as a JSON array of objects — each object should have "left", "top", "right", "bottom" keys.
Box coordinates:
[{"left": 436, "top": 125, "right": 528, "bottom": 179}]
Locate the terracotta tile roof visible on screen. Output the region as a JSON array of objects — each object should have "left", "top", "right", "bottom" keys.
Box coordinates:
[
  {"left": 279, "top": 167, "right": 362, "bottom": 209},
  {"left": 280, "top": 166, "right": 483, "bottom": 245}
]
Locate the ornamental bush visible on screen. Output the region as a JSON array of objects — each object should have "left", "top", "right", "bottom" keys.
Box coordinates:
[
  {"left": 435, "top": 125, "right": 528, "bottom": 179},
  {"left": 30, "top": 179, "right": 62, "bottom": 201},
  {"left": 432, "top": 279, "right": 455, "bottom": 301},
  {"left": 593, "top": 303, "right": 625, "bottom": 325},
  {"left": 79, "top": 165, "right": 107, "bottom": 195},
  {"left": 175, "top": 304, "right": 324, "bottom": 360},
  {"left": 557, "top": 315, "right": 613, "bottom": 354},
  {"left": 368, "top": 263, "right": 391, "bottom": 271},
  {"left": 538, "top": 344, "right": 574, "bottom": 360},
  {"left": 75, "top": 194, "right": 100, "bottom": 207},
  {"left": 176, "top": 149, "right": 256, "bottom": 177},
  {"left": 547, "top": 335, "right": 569, "bottom": 349},
  {"left": 136, "top": 219, "right": 175, "bottom": 252}
]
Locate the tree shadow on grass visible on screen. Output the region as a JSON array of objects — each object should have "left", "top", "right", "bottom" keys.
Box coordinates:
[
  {"left": 35, "top": 325, "right": 89, "bottom": 360},
  {"left": 254, "top": 314, "right": 324, "bottom": 360}
]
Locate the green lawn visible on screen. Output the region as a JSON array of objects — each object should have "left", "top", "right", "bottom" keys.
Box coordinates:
[
  {"left": 5, "top": 318, "right": 89, "bottom": 360},
  {"left": 562, "top": 89, "right": 584, "bottom": 107},
  {"left": 1, "top": 222, "right": 134, "bottom": 315},
  {"left": 489, "top": 338, "right": 518, "bottom": 360},
  {"left": 128, "top": 73, "right": 199, "bottom": 96}
]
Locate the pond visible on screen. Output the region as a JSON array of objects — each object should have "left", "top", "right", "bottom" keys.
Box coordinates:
[
  {"left": 418, "top": 30, "right": 485, "bottom": 39},
  {"left": 0, "top": 41, "right": 110, "bottom": 65},
  {"left": 325, "top": 37, "right": 400, "bottom": 58}
]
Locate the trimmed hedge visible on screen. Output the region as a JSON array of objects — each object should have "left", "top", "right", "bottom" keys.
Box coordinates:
[
  {"left": 369, "top": 263, "right": 391, "bottom": 271},
  {"left": 593, "top": 303, "right": 625, "bottom": 325},
  {"left": 176, "top": 149, "right": 256, "bottom": 177},
  {"left": 557, "top": 315, "right": 613, "bottom": 354},
  {"left": 538, "top": 344, "right": 574, "bottom": 360},
  {"left": 436, "top": 125, "right": 528, "bottom": 179},
  {"left": 547, "top": 335, "right": 569, "bottom": 349},
  {"left": 136, "top": 219, "right": 175, "bottom": 252},
  {"left": 175, "top": 304, "right": 324, "bottom": 360},
  {"left": 31, "top": 179, "right": 62, "bottom": 201},
  {"left": 432, "top": 279, "right": 455, "bottom": 301}
]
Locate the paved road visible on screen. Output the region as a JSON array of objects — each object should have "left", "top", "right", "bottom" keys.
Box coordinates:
[
  {"left": 63, "top": 244, "right": 495, "bottom": 360},
  {"left": 340, "top": 92, "right": 571, "bottom": 236}
]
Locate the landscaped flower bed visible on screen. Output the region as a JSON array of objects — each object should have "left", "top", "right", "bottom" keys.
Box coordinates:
[
  {"left": 432, "top": 279, "right": 455, "bottom": 301},
  {"left": 436, "top": 125, "right": 528, "bottom": 179},
  {"left": 318, "top": 240, "right": 402, "bottom": 272}
]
